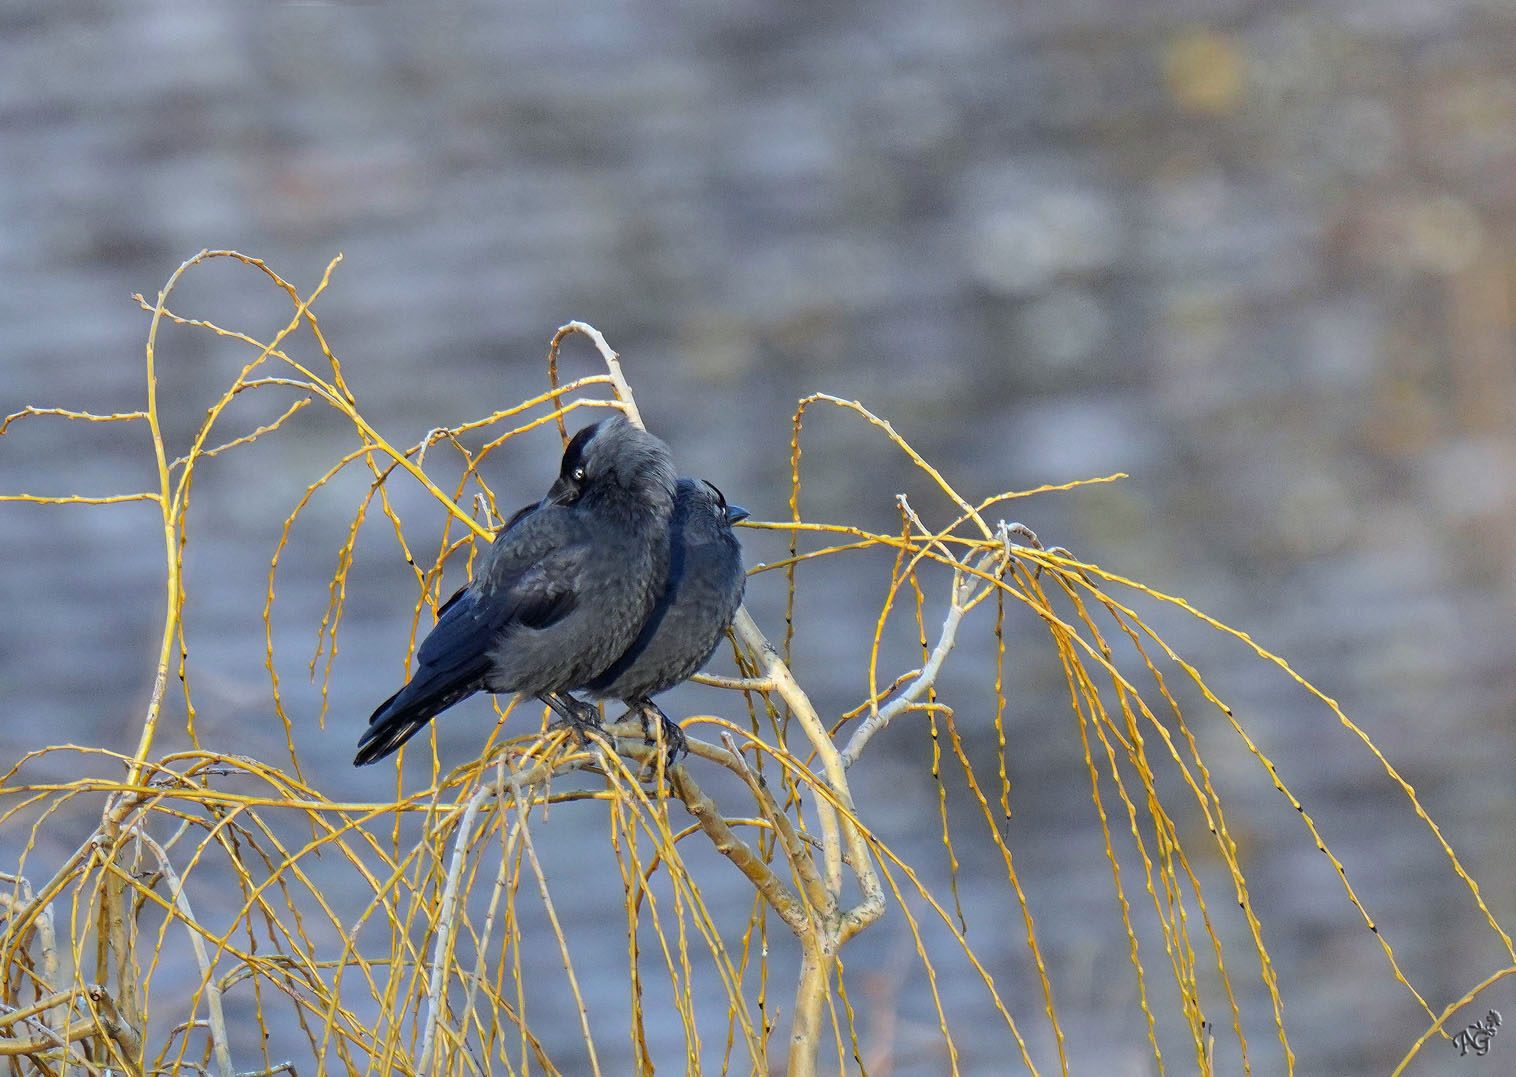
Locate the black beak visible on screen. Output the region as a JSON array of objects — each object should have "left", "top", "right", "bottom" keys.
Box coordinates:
[
  {"left": 543, "top": 476, "right": 577, "bottom": 506},
  {"left": 725, "top": 503, "right": 750, "bottom": 525}
]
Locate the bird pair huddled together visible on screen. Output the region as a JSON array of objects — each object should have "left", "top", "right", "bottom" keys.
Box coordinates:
[{"left": 354, "top": 413, "right": 747, "bottom": 768}]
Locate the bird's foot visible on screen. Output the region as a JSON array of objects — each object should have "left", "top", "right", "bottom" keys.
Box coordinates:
[
  {"left": 626, "top": 699, "right": 687, "bottom": 772},
  {"left": 541, "top": 693, "right": 603, "bottom": 746}
]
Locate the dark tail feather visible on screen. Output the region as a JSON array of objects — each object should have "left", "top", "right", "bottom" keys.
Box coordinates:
[
  {"left": 353, "top": 714, "right": 433, "bottom": 767},
  {"left": 353, "top": 673, "right": 484, "bottom": 766}
]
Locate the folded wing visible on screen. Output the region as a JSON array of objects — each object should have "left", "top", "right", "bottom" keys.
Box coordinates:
[{"left": 353, "top": 507, "right": 588, "bottom": 765}]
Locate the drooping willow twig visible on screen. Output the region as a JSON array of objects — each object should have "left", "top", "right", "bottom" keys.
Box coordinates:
[{"left": 1, "top": 252, "right": 1501, "bottom": 1076}]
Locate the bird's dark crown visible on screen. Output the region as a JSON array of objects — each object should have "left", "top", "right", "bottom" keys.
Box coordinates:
[{"left": 696, "top": 479, "right": 727, "bottom": 509}]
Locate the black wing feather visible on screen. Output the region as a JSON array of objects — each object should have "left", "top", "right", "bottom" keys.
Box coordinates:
[
  {"left": 355, "top": 505, "right": 595, "bottom": 765},
  {"left": 415, "top": 585, "right": 509, "bottom": 671}
]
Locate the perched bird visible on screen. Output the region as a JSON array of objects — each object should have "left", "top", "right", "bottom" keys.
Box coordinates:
[
  {"left": 354, "top": 414, "right": 677, "bottom": 766},
  {"left": 576, "top": 477, "right": 748, "bottom": 754}
]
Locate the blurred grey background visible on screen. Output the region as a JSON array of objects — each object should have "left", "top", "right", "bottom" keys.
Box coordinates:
[{"left": 3, "top": 2, "right": 1515, "bottom": 1074}]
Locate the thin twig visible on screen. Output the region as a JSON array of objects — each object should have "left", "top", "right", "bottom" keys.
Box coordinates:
[{"left": 691, "top": 672, "right": 777, "bottom": 692}]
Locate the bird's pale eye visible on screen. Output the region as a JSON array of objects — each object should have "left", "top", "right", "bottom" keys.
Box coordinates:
[{"left": 572, "top": 466, "right": 587, "bottom": 482}]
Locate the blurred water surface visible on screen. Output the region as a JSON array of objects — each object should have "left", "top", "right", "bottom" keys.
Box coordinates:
[{"left": 3, "top": 2, "right": 1516, "bottom": 1073}]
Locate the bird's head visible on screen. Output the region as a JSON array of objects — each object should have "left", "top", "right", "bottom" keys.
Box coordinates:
[
  {"left": 693, "top": 478, "right": 749, "bottom": 525},
  {"left": 543, "top": 413, "right": 677, "bottom": 510}
]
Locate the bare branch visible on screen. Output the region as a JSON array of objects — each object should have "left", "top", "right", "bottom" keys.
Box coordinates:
[
  {"left": 420, "top": 780, "right": 497, "bottom": 1073},
  {"left": 130, "top": 830, "right": 222, "bottom": 1076},
  {"left": 719, "top": 733, "right": 831, "bottom": 918},
  {"left": 670, "top": 767, "right": 810, "bottom": 935},
  {"left": 552, "top": 321, "right": 643, "bottom": 429},
  {"left": 841, "top": 539, "right": 1007, "bottom": 768}
]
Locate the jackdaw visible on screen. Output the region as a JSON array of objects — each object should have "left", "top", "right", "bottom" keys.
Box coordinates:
[
  {"left": 354, "top": 413, "right": 677, "bottom": 766},
  {"left": 574, "top": 477, "right": 748, "bottom": 755}
]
